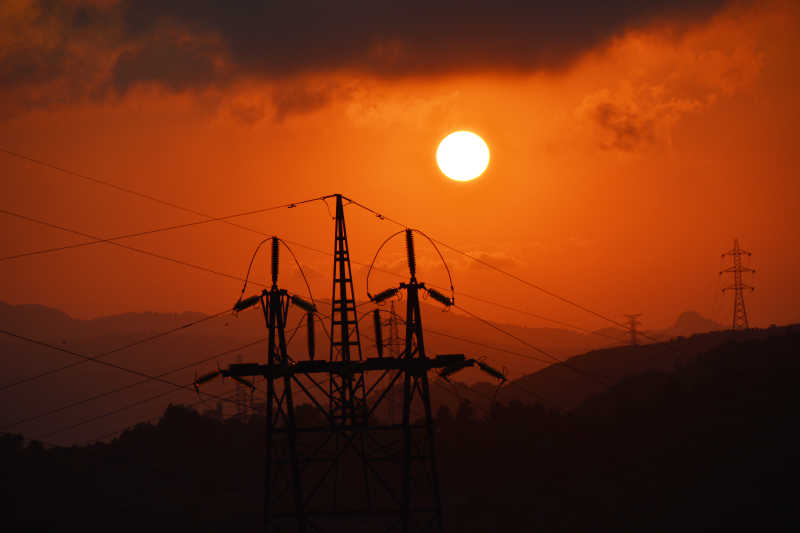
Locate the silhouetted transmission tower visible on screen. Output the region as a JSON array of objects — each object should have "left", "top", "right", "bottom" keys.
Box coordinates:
[
  {"left": 194, "top": 194, "right": 506, "bottom": 532},
  {"left": 720, "top": 238, "right": 755, "bottom": 330},
  {"left": 624, "top": 314, "right": 642, "bottom": 346}
]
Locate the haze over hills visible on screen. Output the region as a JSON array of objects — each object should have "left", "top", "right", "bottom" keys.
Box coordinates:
[
  {"left": 591, "top": 310, "right": 724, "bottom": 345},
  {"left": 5, "top": 324, "right": 798, "bottom": 531},
  {"left": 0, "top": 300, "right": 730, "bottom": 445}
]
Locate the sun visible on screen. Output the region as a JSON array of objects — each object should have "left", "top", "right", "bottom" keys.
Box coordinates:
[{"left": 436, "top": 131, "right": 490, "bottom": 182}]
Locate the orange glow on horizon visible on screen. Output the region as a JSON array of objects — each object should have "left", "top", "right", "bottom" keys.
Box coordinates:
[{"left": 0, "top": 0, "right": 798, "bottom": 376}]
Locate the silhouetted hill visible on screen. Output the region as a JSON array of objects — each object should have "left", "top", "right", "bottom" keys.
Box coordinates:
[
  {"left": 590, "top": 310, "right": 724, "bottom": 345},
  {"left": 663, "top": 310, "right": 724, "bottom": 337},
  {"left": 0, "top": 299, "right": 612, "bottom": 445},
  {"left": 0, "top": 302, "right": 75, "bottom": 339},
  {"left": 3, "top": 328, "right": 798, "bottom": 531},
  {"left": 495, "top": 325, "right": 795, "bottom": 412},
  {"left": 0, "top": 301, "right": 268, "bottom": 445},
  {"left": 0, "top": 300, "right": 729, "bottom": 445}
]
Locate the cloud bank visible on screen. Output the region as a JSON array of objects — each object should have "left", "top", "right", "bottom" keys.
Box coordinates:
[{"left": 1, "top": 0, "right": 734, "bottom": 115}]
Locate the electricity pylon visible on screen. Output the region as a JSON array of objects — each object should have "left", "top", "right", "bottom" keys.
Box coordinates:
[
  {"left": 329, "top": 194, "right": 368, "bottom": 425},
  {"left": 720, "top": 238, "right": 755, "bottom": 330},
  {"left": 624, "top": 314, "right": 642, "bottom": 346},
  {"left": 196, "top": 195, "right": 506, "bottom": 532},
  {"left": 383, "top": 301, "right": 403, "bottom": 358},
  {"left": 233, "top": 354, "right": 252, "bottom": 420}
]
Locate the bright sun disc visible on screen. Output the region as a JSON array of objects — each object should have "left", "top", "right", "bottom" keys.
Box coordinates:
[{"left": 436, "top": 131, "right": 490, "bottom": 182}]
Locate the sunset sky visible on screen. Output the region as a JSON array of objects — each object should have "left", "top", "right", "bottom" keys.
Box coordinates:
[{"left": 2, "top": 0, "right": 799, "bottom": 333}]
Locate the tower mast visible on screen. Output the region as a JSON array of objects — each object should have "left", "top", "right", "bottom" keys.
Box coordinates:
[
  {"left": 624, "top": 314, "right": 642, "bottom": 346},
  {"left": 329, "top": 194, "right": 367, "bottom": 424},
  {"left": 720, "top": 238, "right": 755, "bottom": 330}
]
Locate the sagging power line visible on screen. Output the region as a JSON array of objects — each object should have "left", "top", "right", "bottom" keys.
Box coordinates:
[{"left": 2, "top": 145, "right": 637, "bottom": 342}]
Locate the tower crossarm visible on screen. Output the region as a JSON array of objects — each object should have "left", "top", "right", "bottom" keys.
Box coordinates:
[
  {"left": 223, "top": 353, "right": 478, "bottom": 380},
  {"left": 722, "top": 283, "right": 755, "bottom": 292},
  {"left": 722, "top": 247, "right": 752, "bottom": 257},
  {"left": 720, "top": 265, "right": 755, "bottom": 274}
]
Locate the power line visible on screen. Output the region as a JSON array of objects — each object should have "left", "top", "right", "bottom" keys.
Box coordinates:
[
  {"left": 438, "top": 243, "right": 632, "bottom": 331},
  {"left": 343, "top": 196, "right": 654, "bottom": 339},
  {"left": 0, "top": 207, "right": 268, "bottom": 288},
  {"left": 363, "top": 326, "right": 545, "bottom": 405},
  {"left": 3, "top": 313, "right": 309, "bottom": 434},
  {"left": 37, "top": 382, "right": 187, "bottom": 440},
  {"left": 447, "top": 291, "right": 628, "bottom": 344},
  {"left": 1, "top": 147, "right": 223, "bottom": 217},
  {"left": 426, "top": 317, "right": 612, "bottom": 387},
  {"left": 1, "top": 149, "right": 628, "bottom": 444},
  {"left": 2, "top": 146, "right": 634, "bottom": 345},
  {"left": 0, "top": 334, "right": 266, "bottom": 431},
  {"left": 39, "top": 378, "right": 258, "bottom": 441},
  {"left": 0, "top": 211, "right": 608, "bottom": 390},
  {"left": 372, "top": 302, "right": 612, "bottom": 384},
  {"left": 361, "top": 304, "right": 604, "bottom": 404},
  {"left": 422, "top": 326, "right": 563, "bottom": 369},
  {"left": 0, "top": 308, "right": 234, "bottom": 393},
  {"left": 452, "top": 304, "right": 613, "bottom": 384},
  {"left": 0, "top": 145, "right": 330, "bottom": 240},
  {"left": 431, "top": 374, "right": 546, "bottom": 407},
  {"left": 2, "top": 206, "right": 622, "bottom": 390},
  {"left": 1, "top": 388, "right": 239, "bottom": 449},
  {"left": 361, "top": 305, "right": 557, "bottom": 368},
  {"left": 5, "top": 148, "right": 652, "bottom": 363},
  {"left": 290, "top": 235, "right": 626, "bottom": 344},
  {"left": 0, "top": 146, "right": 332, "bottom": 233},
  {"left": 2, "top": 199, "right": 629, "bottom": 350},
  {"left": 84, "top": 388, "right": 239, "bottom": 445},
  {"left": 0, "top": 204, "right": 297, "bottom": 262},
  {"left": 0, "top": 329, "right": 262, "bottom": 418},
  {"left": 2, "top": 143, "right": 636, "bottom": 342},
  {"left": 340, "top": 196, "right": 407, "bottom": 229}
]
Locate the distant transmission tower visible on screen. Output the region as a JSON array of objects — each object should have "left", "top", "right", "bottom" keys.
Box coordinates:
[
  {"left": 720, "top": 238, "right": 755, "bottom": 330},
  {"left": 233, "top": 354, "right": 253, "bottom": 420},
  {"left": 624, "top": 314, "right": 642, "bottom": 346},
  {"left": 371, "top": 301, "right": 403, "bottom": 358}
]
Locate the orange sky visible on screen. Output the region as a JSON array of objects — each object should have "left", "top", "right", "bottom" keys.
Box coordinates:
[{"left": 1, "top": 0, "right": 799, "bottom": 334}]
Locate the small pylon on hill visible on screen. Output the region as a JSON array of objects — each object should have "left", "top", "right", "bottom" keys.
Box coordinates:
[
  {"left": 720, "top": 238, "right": 755, "bottom": 330},
  {"left": 624, "top": 314, "right": 642, "bottom": 346}
]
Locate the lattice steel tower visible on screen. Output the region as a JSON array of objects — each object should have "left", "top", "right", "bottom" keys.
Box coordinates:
[
  {"left": 624, "top": 314, "right": 642, "bottom": 346},
  {"left": 329, "top": 194, "right": 368, "bottom": 425},
  {"left": 720, "top": 238, "right": 755, "bottom": 330},
  {"left": 195, "top": 194, "right": 506, "bottom": 533}
]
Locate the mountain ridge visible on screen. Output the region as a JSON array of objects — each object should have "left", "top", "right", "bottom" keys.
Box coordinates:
[{"left": 0, "top": 299, "right": 735, "bottom": 445}]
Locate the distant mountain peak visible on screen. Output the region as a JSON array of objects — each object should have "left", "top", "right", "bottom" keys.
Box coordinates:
[{"left": 673, "top": 310, "right": 723, "bottom": 334}]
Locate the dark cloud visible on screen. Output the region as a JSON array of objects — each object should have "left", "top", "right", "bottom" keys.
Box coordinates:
[
  {"left": 0, "top": 45, "right": 65, "bottom": 87},
  {"left": 114, "top": 1, "right": 732, "bottom": 80},
  {"left": 112, "top": 39, "right": 221, "bottom": 93},
  {"left": 271, "top": 83, "right": 338, "bottom": 121},
  {"left": 1, "top": 0, "right": 736, "bottom": 115}
]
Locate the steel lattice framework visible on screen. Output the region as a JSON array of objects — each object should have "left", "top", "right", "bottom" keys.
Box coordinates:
[
  {"left": 197, "top": 194, "right": 504, "bottom": 532},
  {"left": 720, "top": 238, "right": 755, "bottom": 330},
  {"left": 624, "top": 314, "right": 642, "bottom": 346}
]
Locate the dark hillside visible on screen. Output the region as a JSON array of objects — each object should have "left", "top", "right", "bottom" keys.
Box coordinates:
[
  {"left": 3, "top": 327, "right": 799, "bottom": 531},
  {"left": 498, "top": 326, "right": 791, "bottom": 411}
]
